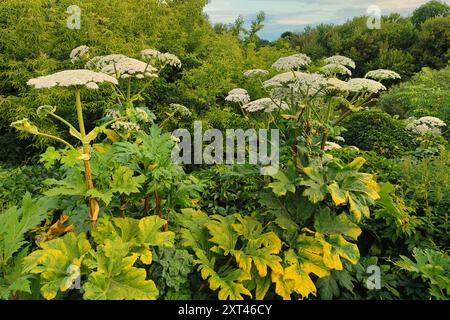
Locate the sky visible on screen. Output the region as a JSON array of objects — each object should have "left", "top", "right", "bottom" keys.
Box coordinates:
[{"left": 204, "top": 0, "right": 447, "bottom": 40}]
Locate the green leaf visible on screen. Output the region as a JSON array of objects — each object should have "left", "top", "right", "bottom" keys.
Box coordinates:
[
  {"left": 40, "top": 147, "right": 61, "bottom": 169},
  {"left": 138, "top": 215, "right": 175, "bottom": 247},
  {"left": 177, "top": 209, "right": 211, "bottom": 253},
  {"left": 110, "top": 166, "right": 146, "bottom": 195},
  {"left": 314, "top": 210, "right": 362, "bottom": 240},
  {"left": 323, "top": 235, "right": 360, "bottom": 270},
  {"left": 271, "top": 250, "right": 318, "bottom": 300},
  {"left": 205, "top": 215, "right": 238, "bottom": 255},
  {"left": 83, "top": 239, "right": 158, "bottom": 300},
  {"left": 0, "top": 248, "right": 32, "bottom": 299},
  {"left": 268, "top": 170, "right": 296, "bottom": 196},
  {"left": 23, "top": 232, "right": 91, "bottom": 300},
  {"left": 194, "top": 250, "right": 252, "bottom": 300},
  {"left": 0, "top": 193, "right": 58, "bottom": 266}
]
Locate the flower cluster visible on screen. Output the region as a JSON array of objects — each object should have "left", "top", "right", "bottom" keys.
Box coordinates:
[
  {"left": 36, "top": 105, "right": 57, "bottom": 117},
  {"left": 101, "top": 57, "right": 158, "bottom": 79},
  {"left": 111, "top": 120, "right": 141, "bottom": 132},
  {"left": 324, "top": 55, "right": 356, "bottom": 69},
  {"left": 324, "top": 142, "right": 342, "bottom": 151},
  {"left": 242, "top": 98, "right": 289, "bottom": 113},
  {"left": 70, "top": 45, "right": 90, "bottom": 64},
  {"left": 320, "top": 64, "right": 352, "bottom": 77},
  {"left": 27, "top": 70, "right": 118, "bottom": 89},
  {"left": 225, "top": 88, "right": 251, "bottom": 104},
  {"left": 170, "top": 103, "right": 192, "bottom": 118},
  {"left": 406, "top": 116, "right": 447, "bottom": 135},
  {"left": 325, "top": 78, "right": 351, "bottom": 93},
  {"left": 346, "top": 78, "right": 386, "bottom": 94},
  {"left": 243, "top": 69, "right": 269, "bottom": 77},
  {"left": 264, "top": 72, "right": 329, "bottom": 98},
  {"left": 272, "top": 53, "right": 311, "bottom": 71},
  {"left": 141, "top": 48, "right": 182, "bottom": 68},
  {"left": 365, "top": 69, "right": 401, "bottom": 81}
]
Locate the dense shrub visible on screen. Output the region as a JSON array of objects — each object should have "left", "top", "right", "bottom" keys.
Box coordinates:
[
  {"left": 286, "top": 2, "right": 450, "bottom": 79},
  {"left": 379, "top": 66, "right": 450, "bottom": 125},
  {"left": 341, "top": 110, "right": 417, "bottom": 157}
]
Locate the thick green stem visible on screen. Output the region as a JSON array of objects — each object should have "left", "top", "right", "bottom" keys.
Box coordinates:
[
  {"left": 321, "top": 99, "right": 334, "bottom": 150},
  {"left": 75, "top": 89, "right": 99, "bottom": 226}
]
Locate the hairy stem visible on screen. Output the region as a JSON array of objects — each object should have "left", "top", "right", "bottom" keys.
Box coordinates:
[{"left": 75, "top": 88, "right": 99, "bottom": 226}]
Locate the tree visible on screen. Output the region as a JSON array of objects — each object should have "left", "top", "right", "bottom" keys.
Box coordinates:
[{"left": 412, "top": 0, "right": 450, "bottom": 27}]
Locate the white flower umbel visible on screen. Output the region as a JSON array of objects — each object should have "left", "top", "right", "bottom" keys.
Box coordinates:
[
  {"left": 263, "top": 71, "right": 303, "bottom": 88},
  {"left": 417, "top": 116, "right": 446, "bottom": 128},
  {"left": 159, "top": 52, "right": 182, "bottom": 68},
  {"left": 111, "top": 120, "right": 140, "bottom": 132},
  {"left": 346, "top": 78, "right": 386, "bottom": 94},
  {"left": 225, "top": 88, "right": 251, "bottom": 104},
  {"left": 324, "top": 55, "right": 356, "bottom": 69},
  {"left": 320, "top": 64, "right": 352, "bottom": 77},
  {"left": 101, "top": 57, "right": 158, "bottom": 79},
  {"left": 243, "top": 69, "right": 269, "bottom": 77},
  {"left": 86, "top": 54, "right": 127, "bottom": 70},
  {"left": 242, "top": 98, "right": 289, "bottom": 113},
  {"left": 27, "top": 69, "right": 118, "bottom": 89},
  {"left": 170, "top": 103, "right": 192, "bottom": 117},
  {"left": 264, "top": 72, "right": 327, "bottom": 97},
  {"left": 325, "top": 78, "right": 350, "bottom": 93},
  {"left": 365, "top": 69, "right": 401, "bottom": 81},
  {"left": 272, "top": 53, "right": 311, "bottom": 71},
  {"left": 324, "top": 142, "right": 342, "bottom": 151},
  {"left": 406, "top": 116, "right": 447, "bottom": 135},
  {"left": 141, "top": 48, "right": 182, "bottom": 68},
  {"left": 70, "top": 45, "right": 90, "bottom": 64}
]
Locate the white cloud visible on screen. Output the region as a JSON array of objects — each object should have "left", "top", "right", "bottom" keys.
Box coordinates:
[{"left": 204, "top": 0, "right": 437, "bottom": 39}]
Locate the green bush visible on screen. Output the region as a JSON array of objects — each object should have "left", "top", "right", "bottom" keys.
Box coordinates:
[
  {"left": 341, "top": 110, "right": 417, "bottom": 157},
  {"left": 379, "top": 66, "right": 450, "bottom": 125}
]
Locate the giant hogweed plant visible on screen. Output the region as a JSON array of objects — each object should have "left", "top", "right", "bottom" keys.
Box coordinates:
[
  {"left": 191, "top": 54, "right": 397, "bottom": 299},
  {"left": 22, "top": 214, "right": 175, "bottom": 300},
  {"left": 10, "top": 47, "right": 189, "bottom": 228}
]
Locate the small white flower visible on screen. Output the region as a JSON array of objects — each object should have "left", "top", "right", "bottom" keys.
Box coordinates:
[
  {"left": 70, "top": 45, "right": 90, "bottom": 64},
  {"left": 264, "top": 72, "right": 327, "bottom": 97},
  {"left": 365, "top": 69, "right": 401, "bottom": 81},
  {"left": 85, "top": 82, "right": 99, "bottom": 90},
  {"left": 263, "top": 71, "right": 303, "bottom": 87},
  {"left": 170, "top": 103, "right": 192, "bottom": 117},
  {"left": 101, "top": 57, "right": 158, "bottom": 79},
  {"left": 141, "top": 48, "right": 182, "bottom": 68},
  {"left": 160, "top": 52, "right": 182, "bottom": 68},
  {"left": 406, "top": 116, "right": 446, "bottom": 135},
  {"left": 243, "top": 69, "right": 269, "bottom": 77},
  {"left": 111, "top": 120, "right": 140, "bottom": 132},
  {"left": 272, "top": 53, "right": 311, "bottom": 71},
  {"left": 242, "top": 98, "right": 289, "bottom": 113},
  {"left": 27, "top": 69, "right": 118, "bottom": 89},
  {"left": 141, "top": 48, "right": 162, "bottom": 60},
  {"left": 324, "top": 55, "right": 356, "bottom": 69},
  {"left": 325, "top": 78, "right": 350, "bottom": 93},
  {"left": 346, "top": 78, "right": 386, "bottom": 93},
  {"left": 106, "top": 109, "right": 121, "bottom": 119},
  {"left": 324, "top": 142, "right": 342, "bottom": 151},
  {"left": 225, "top": 88, "right": 251, "bottom": 104},
  {"left": 320, "top": 64, "right": 352, "bottom": 76},
  {"left": 86, "top": 54, "right": 127, "bottom": 70},
  {"left": 417, "top": 116, "right": 446, "bottom": 127}
]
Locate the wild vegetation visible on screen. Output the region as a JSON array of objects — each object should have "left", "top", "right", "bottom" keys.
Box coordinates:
[{"left": 0, "top": 0, "right": 448, "bottom": 300}]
